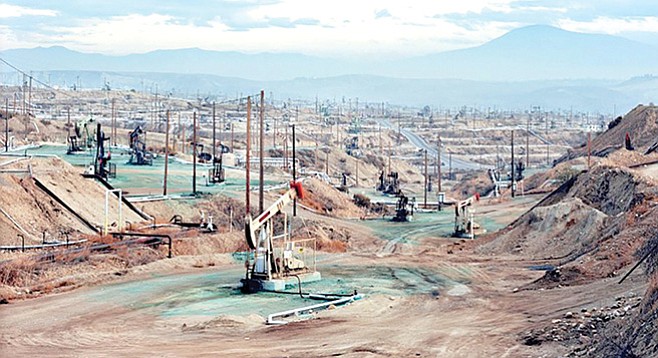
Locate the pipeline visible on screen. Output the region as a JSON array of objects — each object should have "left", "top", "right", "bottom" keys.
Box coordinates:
[
  {"left": 110, "top": 232, "right": 173, "bottom": 258},
  {"left": 266, "top": 294, "right": 362, "bottom": 325},
  {"left": 0, "top": 156, "right": 31, "bottom": 168},
  {"left": 0, "top": 236, "right": 170, "bottom": 266},
  {"left": 32, "top": 177, "right": 99, "bottom": 233},
  {"left": 0, "top": 239, "right": 87, "bottom": 251}
]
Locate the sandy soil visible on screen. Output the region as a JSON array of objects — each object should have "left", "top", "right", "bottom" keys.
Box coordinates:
[
  {"left": 0, "top": 241, "right": 646, "bottom": 358},
  {"left": 0, "top": 194, "right": 629, "bottom": 358}
]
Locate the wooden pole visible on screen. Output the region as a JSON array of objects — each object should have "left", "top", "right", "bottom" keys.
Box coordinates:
[
  {"left": 111, "top": 98, "right": 116, "bottom": 146},
  {"left": 511, "top": 130, "right": 515, "bottom": 198},
  {"left": 259, "top": 90, "right": 265, "bottom": 214},
  {"left": 545, "top": 112, "right": 549, "bottom": 166},
  {"left": 180, "top": 113, "right": 185, "bottom": 154},
  {"left": 192, "top": 112, "right": 197, "bottom": 195},
  {"left": 387, "top": 141, "right": 392, "bottom": 174},
  {"left": 292, "top": 121, "right": 299, "bottom": 216},
  {"left": 221, "top": 110, "right": 225, "bottom": 151},
  {"left": 438, "top": 136, "right": 442, "bottom": 193},
  {"left": 230, "top": 122, "right": 234, "bottom": 153},
  {"left": 284, "top": 123, "right": 288, "bottom": 171},
  {"left": 246, "top": 97, "right": 251, "bottom": 214},
  {"left": 5, "top": 98, "right": 8, "bottom": 152},
  {"left": 292, "top": 121, "right": 297, "bottom": 216},
  {"left": 212, "top": 102, "right": 216, "bottom": 161},
  {"left": 27, "top": 75, "right": 32, "bottom": 116},
  {"left": 21, "top": 76, "right": 25, "bottom": 115},
  {"left": 424, "top": 149, "right": 428, "bottom": 208},
  {"left": 526, "top": 114, "right": 530, "bottom": 169},
  {"left": 163, "top": 110, "right": 170, "bottom": 195}
]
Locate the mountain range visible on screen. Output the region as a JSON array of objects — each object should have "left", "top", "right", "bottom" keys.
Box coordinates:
[{"left": 1, "top": 25, "right": 658, "bottom": 112}]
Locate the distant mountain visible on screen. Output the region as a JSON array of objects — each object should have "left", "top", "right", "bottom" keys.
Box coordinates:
[
  {"left": 2, "top": 25, "right": 658, "bottom": 111},
  {"left": 2, "top": 25, "right": 658, "bottom": 81},
  {"left": 0, "top": 46, "right": 363, "bottom": 81},
  {"left": 0, "top": 70, "right": 642, "bottom": 113},
  {"left": 390, "top": 25, "right": 658, "bottom": 80}
]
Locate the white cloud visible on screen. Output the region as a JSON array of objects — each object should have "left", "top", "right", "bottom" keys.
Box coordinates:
[
  {"left": 35, "top": 4, "right": 521, "bottom": 57},
  {"left": 0, "top": 3, "right": 57, "bottom": 18},
  {"left": 44, "top": 14, "right": 231, "bottom": 54},
  {"left": 558, "top": 16, "right": 658, "bottom": 35},
  {"left": 0, "top": 1, "right": 556, "bottom": 56}
]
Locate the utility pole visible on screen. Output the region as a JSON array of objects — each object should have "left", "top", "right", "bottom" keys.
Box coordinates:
[
  {"left": 5, "top": 98, "right": 8, "bottom": 152},
  {"left": 511, "top": 130, "right": 515, "bottom": 198},
  {"left": 437, "top": 136, "right": 442, "bottom": 193},
  {"left": 246, "top": 96, "right": 251, "bottom": 214},
  {"left": 336, "top": 107, "right": 341, "bottom": 145},
  {"left": 192, "top": 112, "right": 197, "bottom": 196},
  {"left": 21, "top": 74, "right": 25, "bottom": 115},
  {"left": 27, "top": 75, "right": 32, "bottom": 116},
  {"left": 545, "top": 111, "right": 550, "bottom": 166},
  {"left": 163, "top": 110, "right": 170, "bottom": 195},
  {"left": 526, "top": 114, "right": 530, "bottom": 169},
  {"left": 325, "top": 151, "right": 329, "bottom": 175},
  {"left": 292, "top": 120, "right": 297, "bottom": 217},
  {"left": 221, "top": 111, "right": 225, "bottom": 151},
  {"left": 284, "top": 123, "right": 289, "bottom": 170},
  {"left": 111, "top": 98, "right": 116, "bottom": 146},
  {"left": 230, "top": 122, "right": 234, "bottom": 153},
  {"left": 387, "top": 141, "right": 392, "bottom": 174},
  {"left": 180, "top": 113, "right": 185, "bottom": 154},
  {"left": 424, "top": 149, "right": 428, "bottom": 208},
  {"left": 259, "top": 90, "right": 265, "bottom": 214},
  {"left": 212, "top": 102, "right": 216, "bottom": 161},
  {"left": 153, "top": 86, "right": 158, "bottom": 127}
]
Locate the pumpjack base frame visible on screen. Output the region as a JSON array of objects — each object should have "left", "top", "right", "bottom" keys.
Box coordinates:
[{"left": 240, "top": 271, "right": 322, "bottom": 293}]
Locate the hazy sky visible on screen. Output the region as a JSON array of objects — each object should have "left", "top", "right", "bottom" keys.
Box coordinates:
[{"left": 2, "top": 0, "right": 658, "bottom": 57}]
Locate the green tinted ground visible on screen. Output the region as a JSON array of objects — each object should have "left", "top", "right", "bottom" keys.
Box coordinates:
[
  {"left": 86, "top": 259, "right": 468, "bottom": 320},
  {"left": 360, "top": 210, "right": 504, "bottom": 246},
  {"left": 19, "top": 145, "right": 280, "bottom": 197}
]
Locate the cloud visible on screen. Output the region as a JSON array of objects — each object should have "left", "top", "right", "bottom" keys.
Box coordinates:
[
  {"left": 8, "top": 0, "right": 658, "bottom": 58},
  {"left": 0, "top": 3, "right": 57, "bottom": 18},
  {"left": 558, "top": 16, "right": 658, "bottom": 35},
  {"left": 0, "top": 0, "right": 524, "bottom": 57}
]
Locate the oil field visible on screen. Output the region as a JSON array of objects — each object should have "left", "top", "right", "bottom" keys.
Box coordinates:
[{"left": 3, "top": 2, "right": 658, "bottom": 358}]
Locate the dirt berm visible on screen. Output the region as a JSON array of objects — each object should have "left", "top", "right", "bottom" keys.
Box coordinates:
[
  {"left": 478, "top": 165, "right": 658, "bottom": 280},
  {"left": 558, "top": 104, "right": 658, "bottom": 163}
]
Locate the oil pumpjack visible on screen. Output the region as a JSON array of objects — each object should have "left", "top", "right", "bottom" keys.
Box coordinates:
[
  {"left": 453, "top": 193, "right": 485, "bottom": 238},
  {"left": 241, "top": 180, "right": 321, "bottom": 293}
]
